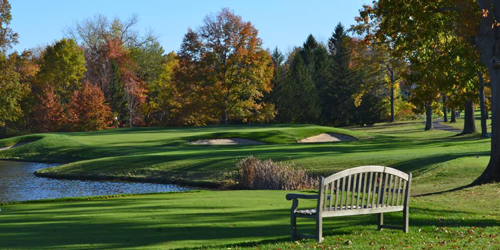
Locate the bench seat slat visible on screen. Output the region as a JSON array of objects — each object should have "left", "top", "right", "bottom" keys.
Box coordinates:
[{"left": 295, "top": 205, "right": 405, "bottom": 217}]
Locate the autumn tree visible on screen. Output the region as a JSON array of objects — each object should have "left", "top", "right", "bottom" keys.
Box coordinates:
[
  {"left": 141, "top": 52, "right": 181, "bottom": 126},
  {"left": 349, "top": 39, "right": 390, "bottom": 126},
  {"left": 67, "top": 82, "right": 112, "bottom": 131},
  {"left": 32, "top": 85, "right": 65, "bottom": 132},
  {"left": 104, "top": 38, "right": 147, "bottom": 127},
  {"left": 0, "top": 0, "right": 25, "bottom": 133},
  {"left": 36, "top": 38, "right": 86, "bottom": 103},
  {"left": 4, "top": 51, "right": 39, "bottom": 133},
  {"left": 355, "top": 0, "right": 500, "bottom": 183},
  {"left": 0, "top": 53, "right": 27, "bottom": 129},
  {"left": 176, "top": 8, "right": 274, "bottom": 125},
  {"left": 353, "top": 1, "right": 481, "bottom": 133},
  {"left": 66, "top": 14, "right": 154, "bottom": 127},
  {"left": 0, "top": 0, "right": 18, "bottom": 52}
]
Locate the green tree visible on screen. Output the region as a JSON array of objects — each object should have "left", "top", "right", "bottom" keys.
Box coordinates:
[
  {"left": 353, "top": 1, "right": 481, "bottom": 132},
  {"left": 141, "top": 52, "right": 181, "bottom": 126},
  {"left": 37, "top": 38, "right": 86, "bottom": 103},
  {"left": 325, "top": 23, "right": 362, "bottom": 126},
  {"left": 355, "top": 0, "right": 500, "bottom": 183},
  {"left": 301, "top": 35, "right": 332, "bottom": 124},
  {"left": 6, "top": 51, "right": 38, "bottom": 133},
  {"left": 0, "top": 54, "right": 26, "bottom": 128},
  {"left": 130, "top": 40, "right": 166, "bottom": 85},
  {"left": 287, "top": 50, "right": 321, "bottom": 123},
  {"left": 0, "top": 0, "right": 18, "bottom": 52}
]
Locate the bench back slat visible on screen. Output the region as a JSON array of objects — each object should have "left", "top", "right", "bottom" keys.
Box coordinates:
[
  {"left": 346, "top": 175, "right": 351, "bottom": 210},
  {"left": 385, "top": 174, "right": 392, "bottom": 207},
  {"left": 319, "top": 166, "right": 411, "bottom": 214}
]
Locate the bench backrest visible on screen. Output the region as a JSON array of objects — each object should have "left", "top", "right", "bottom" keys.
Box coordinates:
[{"left": 316, "top": 166, "right": 411, "bottom": 216}]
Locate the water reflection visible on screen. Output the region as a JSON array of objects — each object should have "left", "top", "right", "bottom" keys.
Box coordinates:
[{"left": 0, "top": 160, "right": 193, "bottom": 202}]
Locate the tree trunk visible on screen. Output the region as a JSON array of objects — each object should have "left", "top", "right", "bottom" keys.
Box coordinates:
[
  {"left": 450, "top": 108, "right": 457, "bottom": 123},
  {"left": 479, "top": 72, "right": 488, "bottom": 138},
  {"left": 222, "top": 108, "right": 228, "bottom": 125},
  {"left": 129, "top": 108, "right": 133, "bottom": 127},
  {"left": 473, "top": 0, "right": 500, "bottom": 185},
  {"left": 390, "top": 85, "right": 395, "bottom": 122},
  {"left": 462, "top": 99, "right": 477, "bottom": 134},
  {"left": 442, "top": 95, "right": 448, "bottom": 122},
  {"left": 425, "top": 103, "right": 433, "bottom": 131}
]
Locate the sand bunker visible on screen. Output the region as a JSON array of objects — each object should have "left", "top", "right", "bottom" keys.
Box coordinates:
[
  {"left": 297, "top": 133, "right": 356, "bottom": 143},
  {"left": 190, "top": 138, "right": 265, "bottom": 145},
  {"left": 0, "top": 142, "right": 31, "bottom": 151}
]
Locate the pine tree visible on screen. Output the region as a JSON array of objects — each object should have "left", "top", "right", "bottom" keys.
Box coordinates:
[
  {"left": 267, "top": 47, "right": 289, "bottom": 123},
  {"left": 325, "top": 23, "right": 361, "bottom": 126},
  {"left": 287, "top": 52, "right": 320, "bottom": 123}
]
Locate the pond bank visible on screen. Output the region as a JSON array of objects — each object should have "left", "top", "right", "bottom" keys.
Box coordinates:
[{"left": 0, "top": 160, "right": 196, "bottom": 203}]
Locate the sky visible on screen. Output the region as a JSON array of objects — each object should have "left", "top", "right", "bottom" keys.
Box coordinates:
[{"left": 10, "top": 0, "right": 370, "bottom": 53}]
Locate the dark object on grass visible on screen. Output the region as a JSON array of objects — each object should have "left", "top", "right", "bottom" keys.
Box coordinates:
[{"left": 286, "top": 165, "right": 412, "bottom": 242}]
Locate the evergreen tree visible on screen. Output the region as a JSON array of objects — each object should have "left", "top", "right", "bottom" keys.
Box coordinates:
[
  {"left": 286, "top": 51, "right": 320, "bottom": 123},
  {"left": 267, "top": 47, "right": 286, "bottom": 122},
  {"left": 325, "top": 23, "right": 361, "bottom": 126}
]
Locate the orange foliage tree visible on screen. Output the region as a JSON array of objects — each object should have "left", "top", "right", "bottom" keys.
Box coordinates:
[
  {"left": 32, "top": 85, "right": 65, "bottom": 132},
  {"left": 67, "top": 82, "right": 113, "bottom": 131},
  {"left": 175, "top": 8, "right": 274, "bottom": 125},
  {"left": 103, "top": 38, "right": 147, "bottom": 127}
]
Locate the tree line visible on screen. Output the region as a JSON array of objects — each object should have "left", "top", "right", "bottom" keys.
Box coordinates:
[{"left": 0, "top": 4, "right": 410, "bottom": 136}]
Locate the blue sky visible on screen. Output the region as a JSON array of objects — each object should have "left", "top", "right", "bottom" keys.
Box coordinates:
[{"left": 10, "top": 0, "right": 370, "bottom": 53}]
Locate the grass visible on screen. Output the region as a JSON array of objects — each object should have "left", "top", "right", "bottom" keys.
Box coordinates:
[
  {"left": 0, "top": 122, "right": 491, "bottom": 187},
  {"left": 0, "top": 125, "right": 368, "bottom": 186},
  {"left": 0, "top": 156, "right": 498, "bottom": 249},
  {"left": 440, "top": 110, "right": 493, "bottom": 132},
  {"left": 0, "top": 121, "right": 499, "bottom": 249}
]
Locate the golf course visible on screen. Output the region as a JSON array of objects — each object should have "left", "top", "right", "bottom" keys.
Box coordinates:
[{"left": 0, "top": 121, "right": 499, "bottom": 249}]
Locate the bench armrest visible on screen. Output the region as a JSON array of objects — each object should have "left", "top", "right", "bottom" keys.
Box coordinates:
[{"left": 286, "top": 193, "right": 318, "bottom": 200}]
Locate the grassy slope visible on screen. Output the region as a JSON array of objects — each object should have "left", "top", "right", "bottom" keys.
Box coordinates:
[
  {"left": 0, "top": 125, "right": 366, "bottom": 186},
  {"left": 0, "top": 122, "right": 491, "bottom": 187},
  {"left": 444, "top": 117, "right": 492, "bottom": 132},
  {"left": 0, "top": 122, "right": 498, "bottom": 249},
  {"left": 0, "top": 158, "right": 498, "bottom": 249}
]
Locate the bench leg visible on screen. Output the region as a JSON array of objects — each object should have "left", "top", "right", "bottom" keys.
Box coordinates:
[
  {"left": 290, "top": 214, "right": 296, "bottom": 241},
  {"left": 403, "top": 208, "right": 409, "bottom": 233},
  {"left": 316, "top": 215, "right": 323, "bottom": 242},
  {"left": 378, "top": 213, "right": 384, "bottom": 230}
]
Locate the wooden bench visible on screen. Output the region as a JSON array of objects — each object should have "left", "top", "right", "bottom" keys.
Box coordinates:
[{"left": 286, "top": 166, "right": 412, "bottom": 242}]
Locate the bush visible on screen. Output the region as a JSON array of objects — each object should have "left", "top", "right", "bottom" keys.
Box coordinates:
[{"left": 237, "top": 156, "right": 317, "bottom": 190}]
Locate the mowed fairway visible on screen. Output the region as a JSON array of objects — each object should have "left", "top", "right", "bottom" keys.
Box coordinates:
[
  {"left": 0, "top": 122, "right": 492, "bottom": 186},
  {"left": 0, "top": 122, "right": 499, "bottom": 249}
]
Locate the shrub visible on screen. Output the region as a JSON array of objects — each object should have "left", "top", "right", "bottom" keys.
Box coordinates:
[{"left": 237, "top": 156, "right": 317, "bottom": 190}]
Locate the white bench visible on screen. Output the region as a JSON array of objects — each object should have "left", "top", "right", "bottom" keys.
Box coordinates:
[{"left": 286, "top": 166, "right": 412, "bottom": 242}]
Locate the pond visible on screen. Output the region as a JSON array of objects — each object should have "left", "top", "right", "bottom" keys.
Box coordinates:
[{"left": 0, "top": 160, "right": 194, "bottom": 202}]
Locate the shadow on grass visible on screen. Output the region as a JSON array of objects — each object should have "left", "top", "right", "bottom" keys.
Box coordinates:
[
  {"left": 1, "top": 197, "right": 498, "bottom": 250},
  {"left": 414, "top": 184, "right": 474, "bottom": 197}
]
